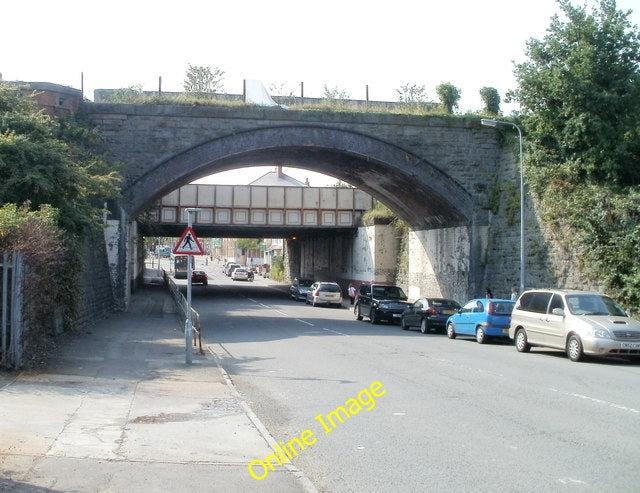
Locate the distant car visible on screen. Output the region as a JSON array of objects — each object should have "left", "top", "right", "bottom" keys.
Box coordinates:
[
  {"left": 290, "top": 278, "right": 314, "bottom": 301},
  {"left": 306, "top": 282, "right": 343, "bottom": 307},
  {"left": 191, "top": 270, "right": 208, "bottom": 286},
  {"left": 231, "top": 268, "right": 250, "bottom": 281},
  {"left": 354, "top": 283, "right": 411, "bottom": 324},
  {"left": 401, "top": 298, "right": 461, "bottom": 333},
  {"left": 446, "top": 298, "right": 515, "bottom": 344},
  {"left": 509, "top": 289, "right": 640, "bottom": 362}
]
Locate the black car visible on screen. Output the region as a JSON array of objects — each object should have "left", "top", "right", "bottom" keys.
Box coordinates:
[
  {"left": 191, "top": 270, "right": 208, "bottom": 285},
  {"left": 401, "top": 298, "right": 461, "bottom": 333},
  {"left": 354, "top": 283, "right": 410, "bottom": 324}
]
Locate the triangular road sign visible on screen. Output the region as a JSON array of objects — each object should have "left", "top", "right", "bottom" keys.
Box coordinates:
[{"left": 173, "top": 226, "right": 205, "bottom": 255}]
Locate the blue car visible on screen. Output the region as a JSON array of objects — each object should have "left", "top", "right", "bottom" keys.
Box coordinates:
[{"left": 446, "top": 298, "right": 515, "bottom": 344}]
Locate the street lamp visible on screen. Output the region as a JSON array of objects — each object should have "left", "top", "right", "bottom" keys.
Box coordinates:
[{"left": 481, "top": 118, "right": 525, "bottom": 295}]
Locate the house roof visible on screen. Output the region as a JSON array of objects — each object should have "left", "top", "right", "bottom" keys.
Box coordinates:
[{"left": 249, "top": 166, "right": 307, "bottom": 187}]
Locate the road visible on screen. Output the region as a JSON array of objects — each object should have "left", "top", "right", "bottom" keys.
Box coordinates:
[{"left": 185, "top": 261, "right": 640, "bottom": 493}]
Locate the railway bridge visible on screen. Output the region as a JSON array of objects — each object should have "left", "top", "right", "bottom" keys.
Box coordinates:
[{"left": 82, "top": 102, "right": 525, "bottom": 306}]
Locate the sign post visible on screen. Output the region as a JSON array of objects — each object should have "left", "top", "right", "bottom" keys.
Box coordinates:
[{"left": 173, "top": 208, "right": 204, "bottom": 364}]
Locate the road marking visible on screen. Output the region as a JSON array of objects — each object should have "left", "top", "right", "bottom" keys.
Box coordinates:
[
  {"left": 322, "top": 328, "right": 349, "bottom": 336},
  {"left": 296, "top": 319, "right": 314, "bottom": 326},
  {"left": 550, "top": 388, "right": 639, "bottom": 414},
  {"left": 558, "top": 478, "right": 587, "bottom": 485}
]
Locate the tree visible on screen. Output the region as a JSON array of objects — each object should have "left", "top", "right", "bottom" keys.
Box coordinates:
[
  {"left": 268, "top": 82, "right": 296, "bottom": 97},
  {"left": 396, "top": 83, "right": 427, "bottom": 103},
  {"left": 322, "top": 84, "right": 349, "bottom": 100},
  {"left": 0, "top": 83, "right": 121, "bottom": 236},
  {"left": 479, "top": 87, "right": 501, "bottom": 115},
  {"left": 510, "top": 0, "right": 640, "bottom": 311},
  {"left": 183, "top": 64, "right": 225, "bottom": 93},
  {"left": 512, "top": 0, "right": 640, "bottom": 186},
  {"left": 235, "top": 238, "right": 261, "bottom": 249},
  {"left": 435, "top": 82, "right": 461, "bottom": 113}
]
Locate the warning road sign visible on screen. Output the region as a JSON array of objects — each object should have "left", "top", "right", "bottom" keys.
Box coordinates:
[{"left": 173, "top": 226, "right": 205, "bottom": 255}]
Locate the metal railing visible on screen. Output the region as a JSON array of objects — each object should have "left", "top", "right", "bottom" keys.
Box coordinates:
[{"left": 164, "top": 271, "right": 204, "bottom": 355}]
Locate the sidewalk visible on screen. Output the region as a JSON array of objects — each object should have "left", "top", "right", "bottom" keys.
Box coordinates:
[{"left": 0, "top": 283, "right": 315, "bottom": 492}]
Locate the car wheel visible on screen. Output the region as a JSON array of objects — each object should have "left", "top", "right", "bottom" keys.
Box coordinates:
[
  {"left": 354, "top": 305, "right": 363, "bottom": 321},
  {"left": 447, "top": 322, "right": 456, "bottom": 339},
  {"left": 567, "top": 334, "right": 584, "bottom": 362},
  {"left": 476, "top": 326, "right": 487, "bottom": 344},
  {"left": 203, "top": 281, "right": 208, "bottom": 286},
  {"left": 420, "top": 319, "right": 428, "bottom": 334},
  {"left": 401, "top": 317, "right": 409, "bottom": 330},
  {"left": 515, "top": 328, "right": 531, "bottom": 353},
  {"left": 370, "top": 310, "right": 378, "bottom": 324}
]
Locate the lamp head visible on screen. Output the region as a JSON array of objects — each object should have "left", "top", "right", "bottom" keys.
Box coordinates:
[{"left": 481, "top": 118, "right": 499, "bottom": 127}]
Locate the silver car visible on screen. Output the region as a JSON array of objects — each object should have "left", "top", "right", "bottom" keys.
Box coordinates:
[
  {"left": 509, "top": 289, "right": 640, "bottom": 361},
  {"left": 306, "top": 282, "right": 343, "bottom": 308}
]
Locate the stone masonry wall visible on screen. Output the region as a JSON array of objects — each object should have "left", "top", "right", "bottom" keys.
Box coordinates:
[{"left": 75, "top": 232, "right": 116, "bottom": 328}]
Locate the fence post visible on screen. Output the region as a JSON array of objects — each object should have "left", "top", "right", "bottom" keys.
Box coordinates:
[
  {"left": 1, "top": 252, "right": 8, "bottom": 368},
  {"left": 11, "top": 253, "right": 23, "bottom": 368}
]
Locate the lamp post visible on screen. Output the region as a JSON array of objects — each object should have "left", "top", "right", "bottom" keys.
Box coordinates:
[{"left": 481, "top": 118, "right": 525, "bottom": 295}]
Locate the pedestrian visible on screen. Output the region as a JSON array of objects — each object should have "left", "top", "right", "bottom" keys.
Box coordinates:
[
  {"left": 510, "top": 286, "right": 518, "bottom": 301},
  {"left": 485, "top": 287, "right": 493, "bottom": 298},
  {"left": 348, "top": 283, "right": 356, "bottom": 305}
]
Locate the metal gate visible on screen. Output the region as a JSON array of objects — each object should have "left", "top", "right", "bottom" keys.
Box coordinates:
[{"left": 1, "top": 252, "right": 24, "bottom": 369}]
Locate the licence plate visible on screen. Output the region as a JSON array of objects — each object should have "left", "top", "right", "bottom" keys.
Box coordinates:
[
  {"left": 621, "top": 342, "right": 640, "bottom": 349},
  {"left": 502, "top": 329, "right": 509, "bottom": 334},
  {"left": 443, "top": 310, "right": 454, "bottom": 315},
  {"left": 393, "top": 313, "right": 401, "bottom": 318}
]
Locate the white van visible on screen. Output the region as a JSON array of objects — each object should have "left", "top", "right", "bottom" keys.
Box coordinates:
[{"left": 509, "top": 289, "right": 640, "bottom": 361}]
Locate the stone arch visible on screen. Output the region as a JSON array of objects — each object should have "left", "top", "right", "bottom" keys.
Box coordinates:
[{"left": 121, "top": 125, "right": 474, "bottom": 230}]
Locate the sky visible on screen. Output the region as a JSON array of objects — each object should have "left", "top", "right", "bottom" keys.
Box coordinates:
[{"left": 3, "top": 0, "right": 639, "bottom": 186}]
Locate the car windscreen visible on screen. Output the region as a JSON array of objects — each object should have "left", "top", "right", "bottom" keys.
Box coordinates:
[
  {"left": 566, "top": 294, "right": 627, "bottom": 316},
  {"left": 299, "top": 279, "right": 314, "bottom": 287},
  {"left": 373, "top": 286, "right": 407, "bottom": 299}
]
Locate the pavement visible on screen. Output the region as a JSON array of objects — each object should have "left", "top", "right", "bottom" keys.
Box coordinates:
[{"left": 0, "top": 270, "right": 317, "bottom": 493}]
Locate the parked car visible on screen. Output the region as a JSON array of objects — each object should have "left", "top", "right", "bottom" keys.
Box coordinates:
[
  {"left": 306, "top": 282, "right": 343, "bottom": 307},
  {"left": 509, "top": 289, "right": 640, "bottom": 362},
  {"left": 401, "top": 298, "right": 461, "bottom": 333},
  {"left": 191, "top": 270, "right": 208, "bottom": 286},
  {"left": 290, "top": 278, "right": 315, "bottom": 301},
  {"left": 231, "top": 268, "right": 250, "bottom": 281},
  {"left": 446, "top": 298, "right": 515, "bottom": 343},
  {"left": 354, "top": 283, "right": 410, "bottom": 324}
]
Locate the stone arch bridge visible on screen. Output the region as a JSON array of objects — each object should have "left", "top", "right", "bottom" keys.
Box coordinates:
[{"left": 82, "top": 103, "right": 522, "bottom": 306}]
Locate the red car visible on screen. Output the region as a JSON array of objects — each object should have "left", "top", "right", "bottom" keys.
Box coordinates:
[{"left": 191, "top": 270, "right": 208, "bottom": 285}]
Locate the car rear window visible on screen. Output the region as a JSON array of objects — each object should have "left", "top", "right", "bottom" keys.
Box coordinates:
[
  {"left": 320, "top": 284, "right": 341, "bottom": 292},
  {"left": 299, "top": 279, "right": 314, "bottom": 287},
  {"left": 491, "top": 301, "right": 515, "bottom": 315},
  {"left": 430, "top": 299, "right": 460, "bottom": 308}
]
